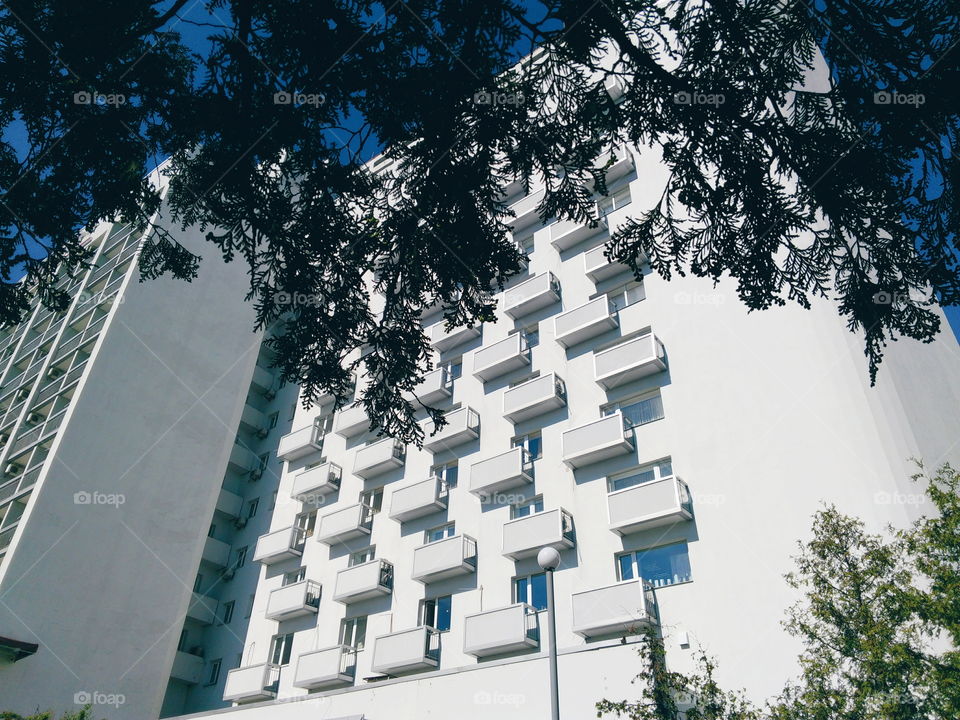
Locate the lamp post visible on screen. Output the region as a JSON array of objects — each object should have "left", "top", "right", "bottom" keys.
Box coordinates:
[{"left": 538, "top": 546, "right": 561, "bottom": 720}]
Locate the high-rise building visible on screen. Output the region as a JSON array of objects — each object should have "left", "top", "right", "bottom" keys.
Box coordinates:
[{"left": 0, "top": 143, "right": 958, "bottom": 720}]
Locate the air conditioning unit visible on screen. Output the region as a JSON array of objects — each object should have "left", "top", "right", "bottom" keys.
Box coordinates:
[
  {"left": 249, "top": 467, "right": 263, "bottom": 481},
  {"left": 256, "top": 427, "right": 269, "bottom": 439},
  {"left": 233, "top": 516, "right": 248, "bottom": 529},
  {"left": 263, "top": 386, "right": 277, "bottom": 400},
  {"left": 221, "top": 567, "right": 236, "bottom": 581}
]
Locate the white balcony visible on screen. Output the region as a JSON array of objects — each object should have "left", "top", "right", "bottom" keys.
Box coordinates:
[
  {"left": 222, "top": 663, "right": 280, "bottom": 703},
  {"left": 410, "top": 367, "right": 453, "bottom": 405},
  {"left": 604, "top": 74, "right": 626, "bottom": 101},
  {"left": 584, "top": 244, "right": 629, "bottom": 282},
  {"left": 507, "top": 187, "right": 546, "bottom": 231},
  {"left": 554, "top": 297, "right": 619, "bottom": 348},
  {"left": 389, "top": 476, "right": 448, "bottom": 522},
  {"left": 594, "top": 145, "right": 635, "bottom": 183},
  {"left": 502, "top": 508, "right": 575, "bottom": 560},
  {"left": 170, "top": 651, "right": 205, "bottom": 685},
  {"left": 186, "top": 593, "right": 217, "bottom": 625},
  {"left": 290, "top": 462, "right": 342, "bottom": 501},
  {"left": 463, "top": 604, "right": 539, "bottom": 657},
  {"left": 561, "top": 412, "right": 634, "bottom": 469},
  {"left": 293, "top": 645, "right": 357, "bottom": 690},
  {"left": 502, "top": 272, "right": 561, "bottom": 319},
  {"left": 548, "top": 217, "right": 608, "bottom": 252},
  {"left": 608, "top": 477, "right": 692, "bottom": 535},
  {"left": 316, "top": 503, "right": 374, "bottom": 545},
  {"left": 571, "top": 580, "right": 657, "bottom": 638},
  {"left": 265, "top": 579, "right": 322, "bottom": 620},
  {"left": 334, "top": 403, "right": 369, "bottom": 438},
  {"left": 333, "top": 559, "right": 394, "bottom": 603},
  {"left": 371, "top": 626, "right": 441, "bottom": 675},
  {"left": 421, "top": 406, "right": 480, "bottom": 452},
  {"left": 202, "top": 536, "right": 230, "bottom": 568},
  {"left": 252, "top": 526, "right": 306, "bottom": 565},
  {"left": 277, "top": 421, "right": 325, "bottom": 462},
  {"left": 353, "top": 437, "right": 406, "bottom": 479},
  {"left": 502, "top": 373, "right": 566, "bottom": 423},
  {"left": 429, "top": 321, "right": 481, "bottom": 353},
  {"left": 594, "top": 334, "right": 666, "bottom": 389},
  {"left": 469, "top": 446, "right": 534, "bottom": 497},
  {"left": 215, "top": 488, "right": 243, "bottom": 519},
  {"left": 411, "top": 534, "right": 478, "bottom": 583},
  {"left": 472, "top": 333, "right": 531, "bottom": 382}
]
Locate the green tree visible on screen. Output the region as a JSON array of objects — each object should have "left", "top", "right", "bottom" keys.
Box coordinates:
[
  {"left": 2, "top": 1, "right": 957, "bottom": 441},
  {"left": 598, "top": 464, "right": 960, "bottom": 720},
  {"left": 1, "top": 706, "right": 100, "bottom": 720}
]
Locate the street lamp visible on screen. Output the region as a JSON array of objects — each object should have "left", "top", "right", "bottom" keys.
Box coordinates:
[{"left": 538, "top": 546, "right": 561, "bottom": 720}]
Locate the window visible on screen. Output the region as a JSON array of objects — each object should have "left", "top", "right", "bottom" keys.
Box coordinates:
[
  {"left": 233, "top": 546, "right": 248, "bottom": 569},
  {"left": 603, "top": 393, "right": 664, "bottom": 429},
  {"left": 607, "top": 459, "right": 673, "bottom": 493},
  {"left": 617, "top": 542, "right": 691, "bottom": 587},
  {"left": 514, "top": 573, "right": 548, "bottom": 611},
  {"left": 606, "top": 281, "right": 645, "bottom": 312},
  {"left": 193, "top": 574, "right": 203, "bottom": 592},
  {"left": 208, "top": 524, "right": 216, "bottom": 537},
  {"left": 511, "top": 496, "right": 544, "bottom": 519},
  {"left": 270, "top": 633, "right": 294, "bottom": 665},
  {"left": 205, "top": 659, "right": 222, "bottom": 686},
  {"left": 220, "top": 601, "right": 235, "bottom": 625},
  {"left": 522, "top": 324, "right": 540, "bottom": 348},
  {"left": 288, "top": 402, "right": 297, "bottom": 421},
  {"left": 425, "top": 522, "right": 455, "bottom": 543},
  {"left": 515, "top": 229, "right": 535, "bottom": 254},
  {"left": 268, "top": 412, "right": 279, "bottom": 429},
  {"left": 441, "top": 357, "right": 462, "bottom": 380},
  {"left": 270, "top": 491, "right": 277, "bottom": 510},
  {"left": 431, "top": 461, "right": 459, "bottom": 490},
  {"left": 360, "top": 487, "right": 383, "bottom": 513},
  {"left": 339, "top": 616, "right": 367, "bottom": 649},
  {"left": 244, "top": 593, "right": 255, "bottom": 618},
  {"left": 246, "top": 498, "right": 259, "bottom": 519},
  {"left": 512, "top": 430, "right": 543, "bottom": 461},
  {"left": 420, "top": 595, "right": 452, "bottom": 632},
  {"left": 283, "top": 568, "right": 306, "bottom": 586},
  {"left": 177, "top": 629, "right": 189, "bottom": 652},
  {"left": 349, "top": 547, "right": 376, "bottom": 566},
  {"left": 257, "top": 453, "right": 270, "bottom": 472},
  {"left": 597, "top": 186, "right": 632, "bottom": 216},
  {"left": 316, "top": 413, "right": 334, "bottom": 435},
  {"left": 295, "top": 510, "right": 317, "bottom": 537}
]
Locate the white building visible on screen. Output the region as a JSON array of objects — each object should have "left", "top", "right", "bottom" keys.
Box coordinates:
[{"left": 0, "top": 144, "right": 957, "bottom": 720}]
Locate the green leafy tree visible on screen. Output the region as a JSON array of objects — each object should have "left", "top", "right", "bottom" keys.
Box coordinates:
[
  {"left": 1, "top": 706, "right": 100, "bottom": 720},
  {"left": 2, "top": 1, "right": 957, "bottom": 441}
]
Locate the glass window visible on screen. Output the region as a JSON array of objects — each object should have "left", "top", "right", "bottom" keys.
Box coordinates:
[
  {"left": 514, "top": 573, "right": 548, "bottom": 611},
  {"left": 425, "top": 523, "right": 455, "bottom": 543},
  {"left": 339, "top": 617, "right": 367, "bottom": 649},
  {"left": 233, "top": 546, "right": 248, "bottom": 569},
  {"left": 246, "top": 498, "right": 259, "bottom": 519},
  {"left": 257, "top": 453, "right": 270, "bottom": 471},
  {"left": 442, "top": 358, "right": 463, "bottom": 380},
  {"left": 350, "top": 547, "right": 376, "bottom": 566},
  {"left": 512, "top": 496, "right": 544, "bottom": 519},
  {"left": 618, "top": 542, "right": 692, "bottom": 587},
  {"left": 208, "top": 524, "right": 216, "bottom": 538},
  {"left": 603, "top": 393, "right": 664, "bottom": 429},
  {"left": 360, "top": 487, "right": 383, "bottom": 513},
  {"left": 268, "top": 412, "right": 279, "bottom": 429},
  {"left": 205, "top": 659, "right": 222, "bottom": 686},
  {"left": 221, "top": 601, "right": 235, "bottom": 625},
  {"left": 270, "top": 633, "right": 294, "bottom": 665},
  {"left": 608, "top": 459, "right": 673, "bottom": 492},
  {"left": 193, "top": 574, "right": 203, "bottom": 592},
  {"left": 607, "top": 281, "right": 645, "bottom": 312},
  {"left": 597, "top": 186, "right": 632, "bottom": 216},
  {"left": 431, "top": 461, "right": 459, "bottom": 489},
  {"left": 244, "top": 593, "right": 255, "bottom": 618},
  {"left": 420, "top": 595, "right": 452, "bottom": 632},
  {"left": 283, "top": 568, "right": 306, "bottom": 586},
  {"left": 522, "top": 325, "right": 539, "bottom": 348},
  {"left": 295, "top": 510, "right": 317, "bottom": 536},
  {"left": 512, "top": 431, "right": 542, "bottom": 461}
]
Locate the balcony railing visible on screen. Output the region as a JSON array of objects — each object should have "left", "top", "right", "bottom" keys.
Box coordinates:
[
  {"left": 463, "top": 603, "right": 539, "bottom": 657},
  {"left": 502, "top": 272, "right": 561, "bottom": 319},
  {"left": 265, "top": 579, "right": 322, "bottom": 620},
  {"left": 277, "top": 420, "right": 326, "bottom": 462},
  {"left": 290, "top": 462, "right": 342, "bottom": 502},
  {"left": 421, "top": 406, "right": 480, "bottom": 452},
  {"left": 608, "top": 476, "right": 693, "bottom": 535},
  {"left": 409, "top": 366, "right": 453, "bottom": 405},
  {"left": 333, "top": 558, "right": 394, "bottom": 603},
  {"left": 228, "top": 444, "right": 258, "bottom": 474},
  {"left": 429, "top": 321, "right": 481, "bottom": 353},
  {"left": 316, "top": 503, "right": 375, "bottom": 545},
  {"left": 594, "top": 333, "right": 666, "bottom": 389},
  {"left": 186, "top": 593, "right": 217, "bottom": 625},
  {"left": 222, "top": 663, "right": 281, "bottom": 703},
  {"left": 334, "top": 402, "right": 369, "bottom": 438},
  {"left": 371, "top": 626, "right": 441, "bottom": 675},
  {"left": 571, "top": 579, "right": 657, "bottom": 638},
  {"left": 469, "top": 446, "right": 533, "bottom": 496},
  {"left": 170, "top": 650, "right": 205, "bottom": 685},
  {"left": 502, "top": 508, "right": 575, "bottom": 560},
  {"left": 472, "top": 333, "right": 531, "bottom": 382},
  {"left": 554, "top": 297, "right": 619, "bottom": 348},
  {"left": 353, "top": 437, "right": 406, "bottom": 479},
  {"left": 201, "top": 536, "right": 231, "bottom": 568},
  {"left": 507, "top": 187, "right": 546, "bottom": 231},
  {"left": 293, "top": 645, "right": 357, "bottom": 690},
  {"left": 584, "top": 244, "right": 630, "bottom": 283},
  {"left": 388, "top": 476, "right": 448, "bottom": 522},
  {"left": 502, "top": 373, "right": 566, "bottom": 423},
  {"left": 548, "top": 216, "right": 608, "bottom": 252},
  {"left": 561, "top": 411, "right": 634, "bottom": 469},
  {"left": 215, "top": 488, "right": 243, "bottom": 519},
  {"left": 412, "top": 534, "right": 477, "bottom": 583},
  {"left": 252, "top": 526, "right": 306, "bottom": 564}
]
